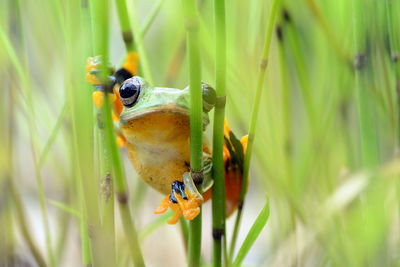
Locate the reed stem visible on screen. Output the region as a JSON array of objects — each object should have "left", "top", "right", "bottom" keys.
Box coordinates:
[
  {"left": 181, "top": 0, "right": 204, "bottom": 266},
  {"left": 115, "top": 0, "right": 135, "bottom": 51},
  {"left": 2, "top": 1, "right": 55, "bottom": 264},
  {"left": 229, "top": 0, "right": 280, "bottom": 261},
  {"left": 212, "top": 0, "right": 227, "bottom": 266},
  {"left": 89, "top": 0, "right": 144, "bottom": 265}
]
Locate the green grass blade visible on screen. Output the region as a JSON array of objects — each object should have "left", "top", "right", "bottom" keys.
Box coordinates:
[
  {"left": 232, "top": 199, "right": 270, "bottom": 267},
  {"left": 229, "top": 0, "right": 280, "bottom": 261},
  {"left": 47, "top": 199, "right": 80, "bottom": 218},
  {"left": 39, "top": 102, "right": 68, "bottom": 168}
]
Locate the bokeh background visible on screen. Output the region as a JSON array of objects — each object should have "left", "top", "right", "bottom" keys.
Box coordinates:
[{"left": 1, "top": 0, "right": 400, "bottom": 266}]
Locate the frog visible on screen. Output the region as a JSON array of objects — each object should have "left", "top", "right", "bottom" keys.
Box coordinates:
[{"left": 86, "top": 52, "right": 248, "bottom": 224}]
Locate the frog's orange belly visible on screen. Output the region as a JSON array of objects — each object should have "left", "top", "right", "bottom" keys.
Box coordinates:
[
  {"left": 121, "top": 112, "right": 192, "bottom": 194},
  {"left": 126, "top": 142, "right": 190, "bottom": 194}
]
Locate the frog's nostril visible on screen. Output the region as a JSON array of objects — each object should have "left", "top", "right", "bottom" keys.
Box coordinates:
[{"left": 119, "top": 78, "right": 140, "bottom": 107}]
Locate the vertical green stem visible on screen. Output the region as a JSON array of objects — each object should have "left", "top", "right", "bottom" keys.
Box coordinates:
[
  {"left": 89, "top": 0, "right": 144, "bottom": 265},
  {"left": 8, "top": 1, "right": 55, "bottom": 265},
  {"left": 103, "top": 95, "right": 145, "bottom": 267},
  {"left": 285, "top": 20, "right": 316, "bottom": 132},
  {"left": 98, "top": 127, "right": 116, "bottom": 265},
  {"left": 65, "top": 0, "right": 106, "bottom": 266},
  {"left": 229, "top": 0, "right": 280, "bottom": 261},
  {"left": 352, "top": 0, "right": 378, "bottom": 167},
  {"left": 5, "top": 72, "right": 47, "bottom": 267},
  {"left": 212, "top": 0, "right": 227, "bottom": 266},
  {"left": 115, "top": 0, "right": 135, "bottom": 51},
  {"left": 182, "top": 0, "right": 204, "bottom": 266},
  {"left": 304, "top": 0, "right": 350, "bottom": 65}
]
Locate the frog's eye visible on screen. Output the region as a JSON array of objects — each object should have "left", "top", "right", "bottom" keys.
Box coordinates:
[{"left": 119, "top": 77, "right": 141, "bottom": 107}]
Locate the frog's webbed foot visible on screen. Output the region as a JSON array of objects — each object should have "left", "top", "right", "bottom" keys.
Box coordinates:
[{"left": 155, "top": 174, "right": 204, "bottom": 224}]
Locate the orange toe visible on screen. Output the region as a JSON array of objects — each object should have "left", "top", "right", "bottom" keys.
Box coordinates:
[
  {"left": 182, "top": 207, "right": 200, "bottom": 220},
  {"left": 167, "top": 204, "right": 183, "bottom": 225},
  {"left": 174, "top": 192, "right": 202, "bottom": 221},
  {"left": 154, "top": 195, "right": 170, "bottom": 214}
]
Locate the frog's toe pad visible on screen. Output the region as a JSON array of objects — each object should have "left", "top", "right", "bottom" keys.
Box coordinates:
[
  {"left": 182, "top": 206, "right": 200, "bottom": 220},
  {"left": 154, "top": 195, "right": 170, "bottom": 214},
  {"left": 86, "top": 57, "right": 102, "bottom": 85},
  {"left": 154, "top": 195, "right": 183, "bottom": 225}
]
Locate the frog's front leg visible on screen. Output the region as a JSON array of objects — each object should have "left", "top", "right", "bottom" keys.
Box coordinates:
[{"left": 155, "top": 157, "right": 213, "bottom": 224}]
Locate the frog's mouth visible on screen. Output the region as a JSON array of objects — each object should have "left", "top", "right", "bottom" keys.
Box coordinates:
[{"left": 119, "top": 105, "right": 210, "bottom": 126}]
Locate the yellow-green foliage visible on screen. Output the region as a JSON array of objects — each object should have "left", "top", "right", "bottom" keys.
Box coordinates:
[{"left": 1, "top": 0, "right": 400, "bottom": 266}]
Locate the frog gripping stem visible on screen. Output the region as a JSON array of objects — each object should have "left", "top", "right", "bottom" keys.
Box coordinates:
[{"left": 155, "top": 173, "right": 204, "bottom": 224}]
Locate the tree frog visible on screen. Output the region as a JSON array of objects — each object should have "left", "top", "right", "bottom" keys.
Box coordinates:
[{"left": 86, "top": 52, "right": 247, "bottom": 224}]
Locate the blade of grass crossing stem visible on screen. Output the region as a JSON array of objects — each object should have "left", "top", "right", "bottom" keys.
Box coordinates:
[
  {"left": 229, "top": 0, "right": 280, "bottom": 262},
  {"left": 89, "top": 0, "right": 145, "bottom": 265},
  {"left": 212, "top": 0, "right": 227, "bottom": 266},
  {"left": 181, "top": 0, "right": 204, "bottom": 266},
  {"left": 232, "top": 199, "right": 270, "bottom": 267}
]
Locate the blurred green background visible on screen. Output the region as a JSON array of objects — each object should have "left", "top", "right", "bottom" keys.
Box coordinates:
[{"left": 1, "top": 0, "right": 400, "bottom": 266}]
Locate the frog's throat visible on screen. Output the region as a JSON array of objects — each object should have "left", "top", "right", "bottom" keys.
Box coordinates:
[{"left": 119, "top": 106, "right": 210, "bottom": 126}]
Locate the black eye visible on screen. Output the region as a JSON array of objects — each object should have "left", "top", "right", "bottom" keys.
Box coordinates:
[{"left": 119, "top": 77, "right": 141, "bottom": 107}]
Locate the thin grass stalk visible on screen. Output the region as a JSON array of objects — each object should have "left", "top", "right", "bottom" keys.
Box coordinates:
[
  {"left": 181, "top": 0, "right": 204, "bottom": 266},
  {"left": 232, "top": 199, "right": 270, "bottom": 267},
  {"left": 211, "top": 0, "right": 227, "bottom": 266},
  {"left": 385, "top": 0, "right": 400, "bottom": 149},
  {"left": 2, "top": 1, "right": 55, "bottom": 264},
  {"left": 128, "top": 0, "right": 154, "bottom": 85},
  {"left": 78, "top": 180, "right": 92, "bottom": 266},
  {"left": 89, "top": 0, "right": 144, "bottom": 266},
  {"left": 276, "top": 23, "right": 292, "bottom": 178},
  {"left": 90, "top": 2, "right": 144, "bottom": 262},
  {"left": 115, "top": 0, "right": 135, "bottom": 51},
  {"left": 98, "top": 131, "right": 116, "bottom": 265},
  {"left": 229, "top": 0, "right": 280, "bottom": 261},
  {"left": 180, "top": 217, "right": 189, "bottom": 254},
  {"left": 304, "top": 0, "right": 350, "bottom": 65},
  {"left": 67, "top": 104, "right": 92, "bottom": 266},
  {"left": 9, "top": 180, "right": 48, "bottom": 267},
  {"left": 102, "top": 97, "right": 145, "bottom": 266},
  {"left": 54, "top": 188, "right": 71, "bottom": 265},
  {"left": 39, "top": 102, "right": 67, "bottom": 167},
  {"left": 2, "top": 64, "right": 14, "bottom": 266},
  {"left": 64, "top": 0, "right": 107, "bottom": 265},
  {"left": 139, "top": 211, "right": 173, "bottom": 241},
  {"left": 5, "top": 77, "right": 47, "bottom": 267},
  {"left": 284, "top": 16, "right": 316, "bottom": 132},
  {"left": 141, "top": 0, "right": 165, "bottom": 36},
  {"left": 352, "top": 0, "right": 378, "bottom": 167}
]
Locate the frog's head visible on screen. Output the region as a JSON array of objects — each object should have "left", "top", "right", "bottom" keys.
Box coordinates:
[{"left": 119, "top": 77, "right": 216, "bottom": 142}]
